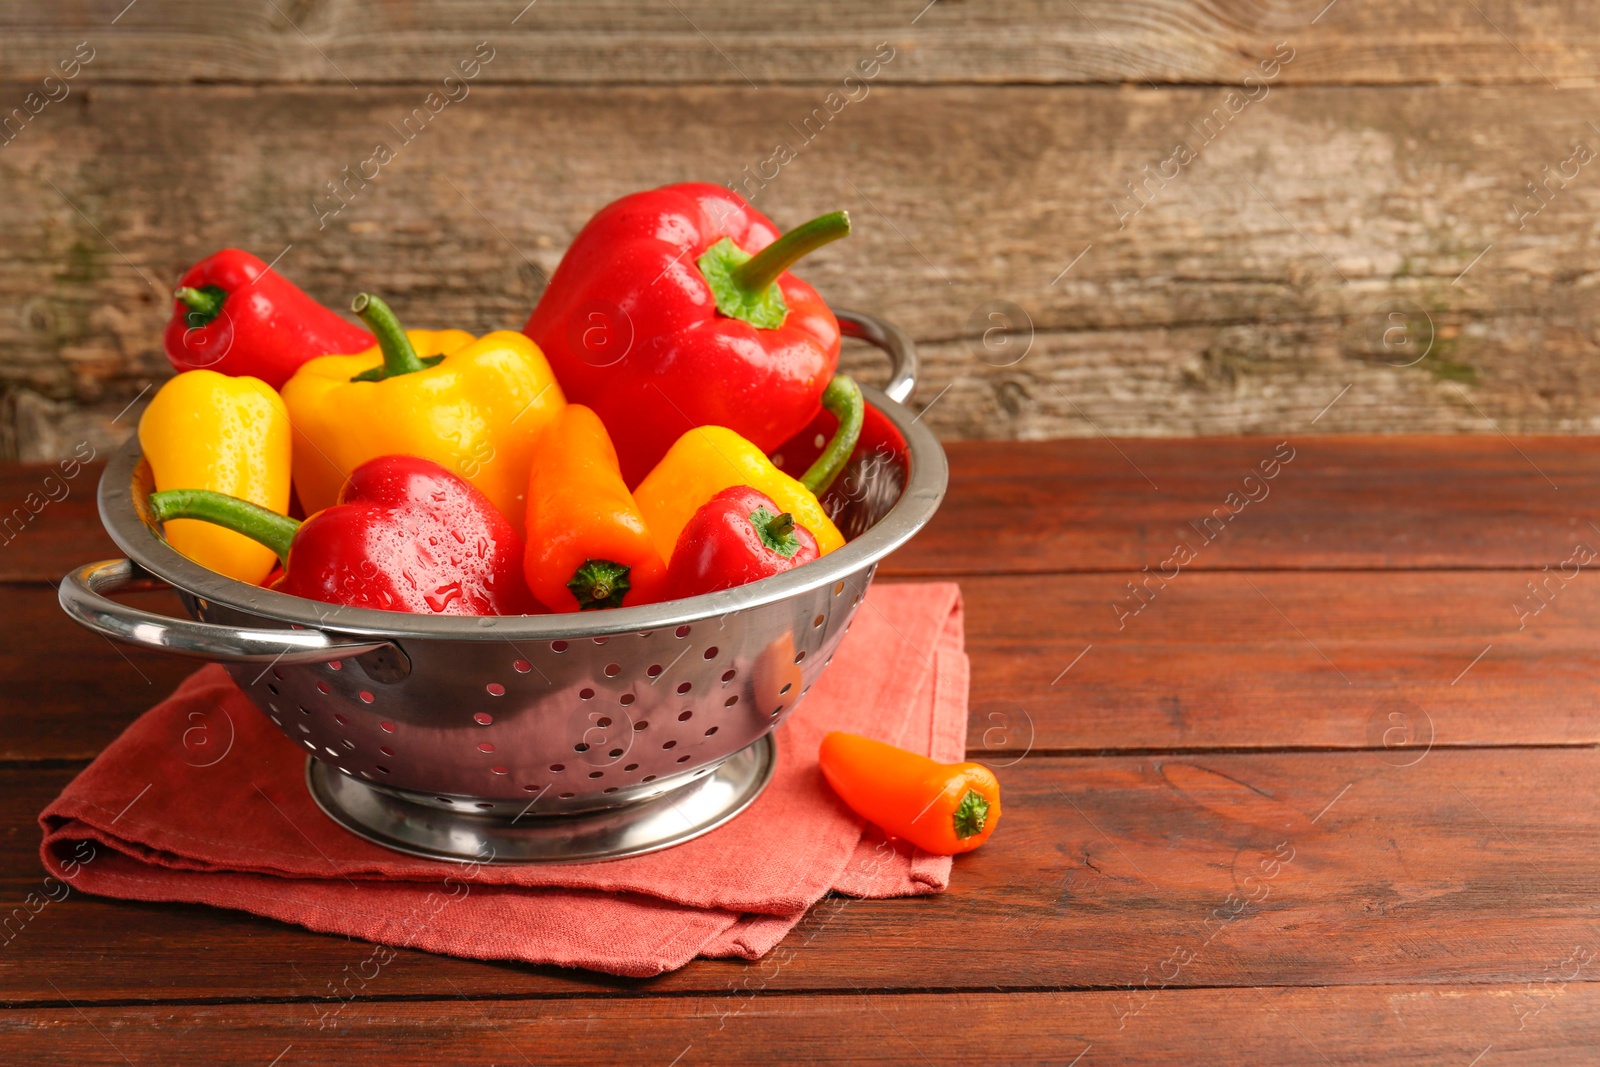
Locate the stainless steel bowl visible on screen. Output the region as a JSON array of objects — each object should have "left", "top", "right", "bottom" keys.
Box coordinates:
[{"left": 59, "top": 311, "right": 946, "bottom": 862}]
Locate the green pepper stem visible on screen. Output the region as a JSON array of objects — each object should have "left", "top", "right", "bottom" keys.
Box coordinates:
[
  {"left": 730, "top": 211, "right": 851, "bottom": 296},
  {"left": 174, "top": 285, "right": 228, "bottom": 328},
  {"left": 149, "top": 489, "right": 300, "bottom": 566},
  {"left": 567, "top": 558, "right": 633, "bottom": 611},
  {"left": 174, "top": 286, "right": 224, "bottom": 317},
  {"left": 952, "top": 789, "right": 990, "bottom": 839},
  {"left": 799, "top": 374, "right": 865, "bottom": 495},
  {"left": 350, "top": 293, "right": 431, "bottom": 381}
]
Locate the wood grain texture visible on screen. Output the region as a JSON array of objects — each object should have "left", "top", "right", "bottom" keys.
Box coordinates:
[
  {"left": 5, "top": 749, "right": 1599, "bottom": 1003},
  {"left": 2, "top": 83, "right": 1600, "bottom": 456},
  {"left": 2, "top": 1, "right": 1596, "bottom": 87},
  {"left": 3, "top": 437, "right": 1592, "bottom": 583},
  {"left": 6, "top": 562, "right": 1595, "bottom": 760},
  {"left": 6, "top": 985, "right": 1600, "bottom": 1066}
]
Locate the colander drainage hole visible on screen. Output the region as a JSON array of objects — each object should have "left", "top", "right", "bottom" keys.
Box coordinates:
[
  {"left": 551, "top": 640, "right": 568, "bottom": 652},
  {"left": 780, "top": 683, "right": 792, "bottom": 695},
  {"left": 574, "top": 743, "right": 589, "bottom": 752},
  {"left": 604, "top": 787, "right": 618, "bottom": 794},
  {"left": 475, "top": 802, "right": 495, "bottom": 810},
  {"left": 559, "top": 791, "right": 576, "bottom": 798},
  {"left": 833, "top": 581, "right": 845, "bottom": 596},
  {"left": 676, "top": 682, "right": 692, "bottom": 694},
  {"left": 478, "top": 742, "right": 495, "bottom": 753},
  {"left": 793, "top": 650, "right": 806, "bottom": 664},
  {"left": 523, "top": 784, "right": 542, "bottom": 792},
  {"left": 485, "top": 682, "right": 505, "bottom": 697},
  {"left": 317, "top": 681, "right": 331, "bottom": 694},
  {"left": 380, "top": 720, "right": 396, "bottom": 733},
  {"left": 619, "top": 693, "right": 635, "bottom": 706},
  {"left": 724, "top": 695, "right": 738, "bottom": 707},
  {"left": 358, "top": 690, "right": 375, "bottom": 704},
  {"left": 609, "top": 748, "right": 624, "bottom": 758},
  {"left": 624, "top": 763, "right": 639, "bottom": 771},
  {"left": 380, "top": 746, "right": 394, "bottom": 756},
  {"left": 646, "top": 664, "right": 663, "bottom": 677},
  {"left": 678, "top": 710, "right": 693, "bottom": 721},
  {"left": 513, "top": 659, "right": 532, "bottom": 673},
  {"left": 604, "top": 663, "right": 621, "bottom": 677},
  {"left": 334, "top": 713, "right": 348, "bottom": 725},
  {"left": 549, "top": 763, "right": 565, "bottom": 772},
  {"left": 593, "top": 637, "right": 609, "bottom": 646},
  {"left": 596, "top": 716, "right": 612, "bottom": 727},
  {"left": 323, "top": 747, "right": 339, "bottom": 758},
  {"left": 811, "top": 615, "right": 824, "bottom": 628},
  {"left": 376, "top": 765, "right": 390, "bottom": 774},
  {"left": 703, "top": 646, "right": 718, "bottom": 659},
  {"left": 491, "top": 766, "right": 509, "bottom": 775},
  {"left": 771, "top": 705, "right": 784, "bottom": 717},
  {"left": 676, "top": 755, "right": 692, "bottom": 763},
  {"left": 266, "top": 683, "right": 279, "bottom": 695},
  {"left": 588, "top": 771, "right": 603, "bottom": 779},
  {"left": 474, "top": 712, "right": 493, "bottom": 726},
  {"left": 579, "top": 688, "right": 595, "bottom": 700},
  {"left": 721, "top": 668, "right": 737, "bottom": 682},
  {"left": 642, "top": 775, "right": 657, "bottom": 782},
  {"left": 435, "top": 797, "right": 453, "bottom": 804},
  {"left": 675, "top": 625, "right": 691, "bottom": 638},
  {"left": 634, "top": 720, "right": 649, "bottom": 731},
  {"left": 705, "top": 726, "right": 718, "bottom": 736},
  {"left": 662, "top": 740, "right": 677, "bottom": 749},
  {"left": 299, "top": 706, "right": 311, "bottom": 716},
  {"left": 327, "top": 660, "right": 342, "bottom": 670}
]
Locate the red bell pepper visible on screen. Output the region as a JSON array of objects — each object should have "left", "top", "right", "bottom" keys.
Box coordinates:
[
  {"left": 524, "top": 183, "right": 851, "bottom": 485},
  {"left": 164, "top": 249, "right": 373, "bottom": 388},
  {"left": 664, "top": 486, "right": 820, "bottom": 600},
  {"left": 147, "top": 455, "right": 538, "bottom": 616}
]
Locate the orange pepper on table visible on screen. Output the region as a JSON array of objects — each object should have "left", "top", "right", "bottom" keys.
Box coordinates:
[
  {"left": 818, "top": 732, "right": 1001, "bottom": 855},
  {"left": 523, "top": 405, "right": 666, "bottom": 612}
]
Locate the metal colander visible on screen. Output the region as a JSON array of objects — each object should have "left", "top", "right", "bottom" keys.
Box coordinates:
[{"left": 59, "top": 311, "right": 945, "bottom": 863}]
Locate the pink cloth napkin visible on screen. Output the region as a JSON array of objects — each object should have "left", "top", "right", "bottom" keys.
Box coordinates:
[{"left": 39, "top": 582, "right": 966, "bottom": 977}]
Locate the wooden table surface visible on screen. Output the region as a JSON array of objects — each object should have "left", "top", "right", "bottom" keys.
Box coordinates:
[{"left": 4, "top": 436, "right": 1599, "bottom": 1064}]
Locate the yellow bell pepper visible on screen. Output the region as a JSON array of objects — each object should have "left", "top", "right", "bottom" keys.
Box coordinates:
[
  {"left": 634, "top": 425, "right": 846, "bottom": 562},
  {"left": 280, "top": 294, "right": 564, "bottom": 534},
  {"left": 138, "top": 369, "right": 291, "bottom": 584}
]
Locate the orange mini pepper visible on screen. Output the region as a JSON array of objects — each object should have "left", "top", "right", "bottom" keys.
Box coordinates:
[
  {"left": 523, "top": 405, "right": 666, "bottom": 611},
  {"left": 818, "top": 732, "right": 1001, "bottom": 855}
]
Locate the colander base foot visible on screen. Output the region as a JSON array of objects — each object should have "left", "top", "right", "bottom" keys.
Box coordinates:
[{"left": 305, "top": 734, "right": 777, "bottom": 864}]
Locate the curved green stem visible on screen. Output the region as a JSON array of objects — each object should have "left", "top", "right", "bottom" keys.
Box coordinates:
[
  {"left": 349, "top": 293, "right": 440, "bottom": 382},
  {"left": 731, "top": 211, "right": 851, "bottom": 294},
  {"left": 174, "top": 285, "right": 227, "bottom": 328},
  {"left": 149, "top": 489, "right": 299, "bottom": 566},
  {"left": 799, "top": 374, "right": 864, "bottom": 495},
  {"left": 698, "top": 211, "right": 851, "bottom": 330}
]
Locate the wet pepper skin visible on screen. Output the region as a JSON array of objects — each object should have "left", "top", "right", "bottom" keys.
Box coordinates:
[
  {"left": 148, "top": 456, "right": 538, "bottom": 615},
  {"left": 523, "top": 183, "right": 842, "bottom": 485},
  {"left": 663, "top": 486, "right": 820, "bottom": 601},
  {"left": 279, "top": 455, "right": 537, "bottom": 615}
]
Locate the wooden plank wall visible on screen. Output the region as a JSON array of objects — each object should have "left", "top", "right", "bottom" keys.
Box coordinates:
[{"left": 1, "top": 1, "right": 1597, "bottom": 459}]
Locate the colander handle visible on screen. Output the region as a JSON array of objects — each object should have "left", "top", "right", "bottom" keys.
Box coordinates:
[
  {"left": 836, "top": 309, "right": 918, "bottom": 404},
  {"left": 59, "top": 558, "right": 395, "bottom": 664}
]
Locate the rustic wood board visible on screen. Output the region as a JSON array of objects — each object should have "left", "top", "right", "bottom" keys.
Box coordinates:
[
  {"left": 4, "top": 748, "right": 1599, "bottom": 1004},
  {"left": 1, "top": 0, "right": 1594, "bottom": 87},
  {"left": 3, "top": 84, "right": 1600, "bottom": 456},
  {"left": 6, "top": 985, "right": 1600, "bottom": 1067}
]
